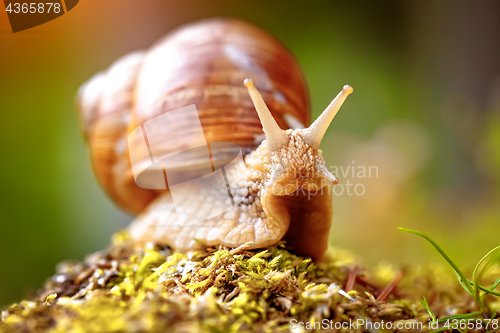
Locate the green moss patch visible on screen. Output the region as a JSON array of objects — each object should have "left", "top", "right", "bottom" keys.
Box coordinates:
[{"left": 1, "top": 231, "right": 497, "bottom": 332}]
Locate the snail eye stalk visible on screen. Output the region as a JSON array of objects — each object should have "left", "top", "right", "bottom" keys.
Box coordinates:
[
  {"left": 244, "top": 78, "right": 289, "bottom": 151},
  {"left": 303, "top": 85, "right": 353, "bottom": 149}
]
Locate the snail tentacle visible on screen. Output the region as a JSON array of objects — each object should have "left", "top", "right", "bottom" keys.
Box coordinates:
[
  {"left": 244, "top": 78, "right": 289, "bottom": 151},
  {"left": 302, "top": 85, "right": 353, "bottom": 149}
]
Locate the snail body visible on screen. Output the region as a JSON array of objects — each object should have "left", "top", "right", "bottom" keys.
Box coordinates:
[{"left": 78, "top": 18, "right": 352, "bottom": 260}]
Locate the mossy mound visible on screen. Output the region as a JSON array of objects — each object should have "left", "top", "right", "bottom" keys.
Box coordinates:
[{"left": 0, "top": 231, "right": 495, "bottom": 333}]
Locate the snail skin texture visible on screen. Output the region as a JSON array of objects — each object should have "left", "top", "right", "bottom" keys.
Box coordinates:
[{"left": 77, "top": 18, "right": 352, "bottom": 261}]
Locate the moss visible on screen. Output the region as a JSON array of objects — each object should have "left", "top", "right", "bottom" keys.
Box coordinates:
[{"left": 0, "top": 230, "right": 497, "bottom": 333}]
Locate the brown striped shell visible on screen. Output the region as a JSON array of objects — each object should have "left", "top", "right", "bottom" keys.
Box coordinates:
[{"left": 78, "top": 18, "right": 309, "bottom": 214}]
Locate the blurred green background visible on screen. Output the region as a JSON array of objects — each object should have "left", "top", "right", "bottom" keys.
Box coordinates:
[{"left": 1, "top": 0, "right": 500, "bottom": 307}]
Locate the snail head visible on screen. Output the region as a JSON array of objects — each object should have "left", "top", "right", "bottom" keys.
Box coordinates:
[{"left": 244, "top": 78, "right": 353, "bottom": 196}]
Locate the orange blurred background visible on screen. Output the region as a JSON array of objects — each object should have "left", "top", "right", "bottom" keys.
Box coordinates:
[{"left": 1, "top": 0, "right": 500, "bottom": 306}]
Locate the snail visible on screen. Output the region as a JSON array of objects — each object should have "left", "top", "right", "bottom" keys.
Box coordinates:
[{"left": 77, "top": 18, "right": 352, "bottom": 261}]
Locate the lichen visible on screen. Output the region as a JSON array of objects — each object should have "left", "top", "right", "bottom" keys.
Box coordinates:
[{"left": 0, "top": 230, "right": 495, "bottom": 332}]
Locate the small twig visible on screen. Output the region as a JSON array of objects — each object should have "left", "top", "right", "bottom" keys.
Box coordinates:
[
  {"left": 429, "top": 290, "right": 437, "bottom": 306},
  {"left": 377, "top": 269, "right": 405, "bottom": 302},
  {"left": 224, "top": 287, "right": 241, "bottom": 302},
  {"left": 74, "top": 268, "right": 95, "bottom": 285},
  {"left": 356, "top": 275, "right": 380, "bottom": 289},
  {"left": 173, "top": 278, "right": 189, "bottom": 293},
  {"left": 229, "top": 242, "right": 253, "bottom": 255},
  {"left": 345, "top": 266, "right": 358, "bottom": 291}
]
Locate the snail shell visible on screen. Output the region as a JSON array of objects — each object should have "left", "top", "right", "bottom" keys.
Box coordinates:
[{"left": 77, "top": 18, "right": 352, "bottom": 260}]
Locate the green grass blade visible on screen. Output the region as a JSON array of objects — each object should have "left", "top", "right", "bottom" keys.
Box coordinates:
[
  {"left": 477, "top": 284, "right": 500, "bottom": 297},
  {"left": 398, "top": 228, "right": 474, "bottom": 295},
  {"left": 430, "top": 312, "right": 486, "bottom": 333},
  {"left": 455, "top": 272, "right": 473, "bottom": 296},
  {"left": 465, "top": 277, "right": 500, "bottom": 298},
  {"left": 436, "top": 311, "right": 482, "bottom": 323},
  {"left": 472, "top": 246, "right": 500, "bottom": 293},
  {"left": 472, "top": 246, "right": 500, "bottom": 307},
  {"left": 489, "top": 276, "right": 500, "bottom": 291},
  {"left": 421, "top": 296, "right": 437, "bottom": 322}
]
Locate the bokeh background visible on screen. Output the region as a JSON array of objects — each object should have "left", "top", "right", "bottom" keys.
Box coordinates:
[{"left": 1, "top": 0, "right": 500, "bottom": 307}]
